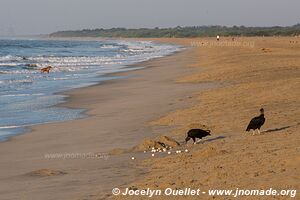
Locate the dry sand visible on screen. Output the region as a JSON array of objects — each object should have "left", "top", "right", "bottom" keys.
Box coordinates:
[
  {"left": 0, "top": 37, "right": 299, "bottom": 200},
  {"left": 112, "top": 37, "right": 300, "bottom": 200}
]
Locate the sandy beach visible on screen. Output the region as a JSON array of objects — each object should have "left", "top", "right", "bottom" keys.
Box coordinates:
[
  {"left": 113, "top": 37, "right": 300, "bottom": 200},
  {"left": 0, "top": 44, "right": 211, "bottom": 200},
  {"left": 0, "top": 37, "right": 299, "bottom": 200}
]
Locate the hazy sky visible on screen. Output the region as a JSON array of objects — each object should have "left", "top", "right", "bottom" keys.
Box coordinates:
[{"left": 0, "top": 0, "right": 299, "bottom": 35}]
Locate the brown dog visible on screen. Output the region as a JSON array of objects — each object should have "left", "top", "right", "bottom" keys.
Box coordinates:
[{"left": 40, "top": 66, "right": 52, "bottom": 73}]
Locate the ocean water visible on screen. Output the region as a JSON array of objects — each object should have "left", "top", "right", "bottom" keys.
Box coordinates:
[{"left": 0, "top": 38, "right": 180, "bottom": 141}]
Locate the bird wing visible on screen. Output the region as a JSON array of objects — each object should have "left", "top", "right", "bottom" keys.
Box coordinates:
[{"left": 246, "top": 116, "right": 261, "bottom": 130}]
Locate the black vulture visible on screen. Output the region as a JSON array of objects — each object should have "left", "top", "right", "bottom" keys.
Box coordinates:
[
  {"left": 246, "top": 108, "right": 265, "bottom": 135},
  {"left": 185, "top": 129, "right": 211, "bottom": 144}
]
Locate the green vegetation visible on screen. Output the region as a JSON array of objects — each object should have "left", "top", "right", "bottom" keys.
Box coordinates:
[{"left": 50, "top": 24, "right": 300, "bottom": 38}]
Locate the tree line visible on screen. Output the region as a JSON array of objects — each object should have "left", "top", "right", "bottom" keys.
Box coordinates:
[{"left": 50, "top": 24, "right": 300, "bottom": 38}]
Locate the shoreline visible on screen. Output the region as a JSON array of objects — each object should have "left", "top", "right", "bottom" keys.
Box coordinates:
[
  {"left": 55, "top": 47, "right": 185, "bottom": 110},
  {"left": 0, "top": 39, "right": 183, "bottom": 143},
  {"left": 0, "top": 40, "right": 211, "bottom": 200}
]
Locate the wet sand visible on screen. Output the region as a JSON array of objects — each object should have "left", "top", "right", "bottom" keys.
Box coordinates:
[{"left": 0, "top": 46, "right": 213, "bottom": 200}]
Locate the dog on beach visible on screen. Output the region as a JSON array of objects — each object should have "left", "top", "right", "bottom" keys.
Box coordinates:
[
  {"left": 185, "top": 129, "right": 211, "bottom": 144},
  {"left": 40, "top": 66, "right": 52, "bottom": 73}
]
